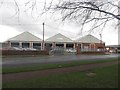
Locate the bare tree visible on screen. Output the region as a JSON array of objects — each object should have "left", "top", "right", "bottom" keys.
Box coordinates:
[
  {"left": 26, "top": 0, "right": 120, "bottom": 33},
  {"left": 0, "top": 0, "right": 120, "bottom": 33},
  {"left": 43, "top": 0, "right": 120, "bottom": 33}
]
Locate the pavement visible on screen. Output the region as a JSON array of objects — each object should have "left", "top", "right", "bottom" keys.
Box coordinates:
[{"left": 1, "top": 53, "right": 119, "bottom": 67}]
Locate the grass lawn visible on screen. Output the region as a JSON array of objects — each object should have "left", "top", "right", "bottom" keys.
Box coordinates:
[
  {"left": 2, "top": 58, "right": 119, "bottom": 74},
  {"left": 3, "top": 64, "right": 118, "bottom": 88}
]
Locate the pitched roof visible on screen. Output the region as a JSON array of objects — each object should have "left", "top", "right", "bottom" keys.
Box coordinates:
[
  {"left": 45, "top": 33, "right": 73, "bottom": 43},
  {"left": 76, "top": 34, "right": 104, "bottom": 43},
  {"left": 8, "top": 31, "right": 42, "bottom": 42}
]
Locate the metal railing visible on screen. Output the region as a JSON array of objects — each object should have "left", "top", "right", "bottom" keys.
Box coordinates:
[{"left": 80, "top": 48, "right": 105, "bottom": 52}]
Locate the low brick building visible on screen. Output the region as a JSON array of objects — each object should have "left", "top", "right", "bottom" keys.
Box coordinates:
[
  {"left": 2, "top": 32, "right": 106, "bottom": 55},
  {"left": 45, "top": 33, "right": 75, "bottom": 50},
  {"left": 4, "top": 31, "right": 42, "bottom": 50},
  {"left": 75, "top": 34, "right": 105, "bottom": 54}
]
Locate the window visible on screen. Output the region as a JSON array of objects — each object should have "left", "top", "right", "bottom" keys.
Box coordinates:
[
  {"left": 33, "top": 43, "right": 41, "bottom": 49},
  {"left": 22, "top": 43, "right": 29, "bottom": 48},
  {"left": 11, "top": 43, "right": 19, "bottom": 47}
]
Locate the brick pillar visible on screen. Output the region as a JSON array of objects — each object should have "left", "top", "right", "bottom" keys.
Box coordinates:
[
  {"left": 73, "top": 43, "right": 76, "bottom": 49},
  {"left": 76, "top": 43, "right": 78, "bottom": 48},
  {"left": 94, "top": 43, "right": 95, "bottom": 49},
  {"left": 81, "top": 43, "right": 83, "bottom": 49},
  {"left": 76, "top": 44, "right": 80, "bottom": 54},
  {"left": 19, "top": 42, "right": 22, "bottom": 48},
  {"left": 29, "top": 42, "right": 33, "bottom": 48},
  {"left": 41, "top": 42, "right": 42, "bottom": 50},
  {"left": 64, "top": 43, "right": 66, "bottom": 49},
  {"left": 8, "top": 41, "right": 11, "bottom": 48},
  {"left": 52, "top": 42, "right": 56, "bottom": 49}
]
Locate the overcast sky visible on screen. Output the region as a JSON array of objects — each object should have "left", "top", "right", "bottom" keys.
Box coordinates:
[{"left": 0, "top": 0, "right": 119, "bottom": 45}]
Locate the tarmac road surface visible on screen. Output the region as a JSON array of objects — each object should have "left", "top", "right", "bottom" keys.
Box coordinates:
[{"left": 2, "top": 53, "right": 120, "bottom": 67}]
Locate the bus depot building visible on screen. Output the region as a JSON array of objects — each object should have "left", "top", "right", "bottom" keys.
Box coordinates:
[
  {"left": 4, "top": 31, "right": 42, "bottom": 50},
  {"left": 2, "top": 31, "right": 105, "bottom": 54}
]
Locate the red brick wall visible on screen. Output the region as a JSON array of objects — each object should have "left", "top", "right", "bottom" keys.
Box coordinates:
[
  {"left": 2, "top": 50, "right": 49, "bottom": 56},
  {"left": 76, "top": 43, "right": 105, "bottom": 54},
  {"left": 95, "top": 43, "right": 105, "bottom": 49},
  {"left": 90, "top": 44, "right": 95, "bottom": 49}
]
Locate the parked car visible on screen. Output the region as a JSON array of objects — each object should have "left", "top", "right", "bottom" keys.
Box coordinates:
[
  {"left": 66, "top": 48, "right": 76, "bottom": 53},
  {"left": 21, "top": 48, "right": 37, "bottom": 51},
  {"left": 69, "top": 48, "right": 76, "bottom": 53},
  {"left": 26, "top": 48, "right": 37, "bottom": 51},
  {"left": 12, "top": 47, "right": 23, "bottom": 50}
]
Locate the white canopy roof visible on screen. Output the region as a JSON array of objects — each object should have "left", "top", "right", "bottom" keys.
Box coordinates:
[
  {"left": 45, "top": 33, "right": 73, "bottom": 43},
  {"left": 8, "top": 31, "right": 42, "bottom": 42},
  {"left": 76, "top": 34, "right": 104, "bottom": 43}
]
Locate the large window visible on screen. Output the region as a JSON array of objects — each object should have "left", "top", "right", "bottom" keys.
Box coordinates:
[
  {"left": 78, "top": 44, "right": 81, "bottom": 49},
  {"left": 45, "top": 43, "right": 52, "bottom": 47},
  {"left": 11, "top": 43, "right": 19, "bottom": 47},
  {"left": 45, "top": 43, "right": 52, "bottom": 50},
  {"left": 33, "top": 43, "right": 41, "bottom": 49},
  {"left": 66, "top": 44, "right": 74, "bottom": 48},
  {"left": 22, "top": 43, "right": 29, "bottom": 48},
  {"left": 56, "top": 44, "right": 64, "bottom": 47},
  {"left": 81, "top": 43, "right": 90, "bottom": 51}
]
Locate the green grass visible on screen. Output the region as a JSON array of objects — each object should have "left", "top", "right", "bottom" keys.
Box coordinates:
[
  {"left": 0, "top": 68, "right": 2, "bottom": 72},
  {"left": 3, "top": 64, "right": 118, "bottom": 88},
  {"left": 2, "top": 58, "right": 119, "bottom": 74}
]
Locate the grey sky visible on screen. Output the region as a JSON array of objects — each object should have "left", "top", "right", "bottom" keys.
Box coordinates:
[{"left": 0, "top": 0, "right": 119, "bottom": 45}]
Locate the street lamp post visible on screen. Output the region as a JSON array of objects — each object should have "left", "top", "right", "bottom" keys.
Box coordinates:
[
  {"left": 99, "top": 34, "right": 102, "bottom": 44},
  {"left": 42, "top": 22, "right": 45, "bottom": 50},
  {"left": 99, "top": 33, "right": 103, "bottom": 51}
]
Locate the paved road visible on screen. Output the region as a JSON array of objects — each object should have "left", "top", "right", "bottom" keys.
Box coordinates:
[{"left": 2, "top": 54, "right": 120, "bottom": 67}]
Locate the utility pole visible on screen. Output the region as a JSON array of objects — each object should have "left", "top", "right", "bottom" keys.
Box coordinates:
[
  {"left": 99, "top": 33, "right": 103, "bottom": 51},
  {"left": 42, "top": 22, "right": 45, "bottom": 50},
  {"left": 99, "top": 33, "right": 102, "bottom": 44}
]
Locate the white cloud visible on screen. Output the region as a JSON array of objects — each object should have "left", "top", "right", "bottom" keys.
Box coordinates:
[{"left": 0, "top": 25, "right": 20, "bottom": 42}]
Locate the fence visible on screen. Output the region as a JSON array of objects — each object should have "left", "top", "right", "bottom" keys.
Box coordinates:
[
  {"left": 80, "top": 48, "right": 105, "bottom": 52},
  {"left": 49, "top": 47, "right": 65, "bottom": 55}
]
